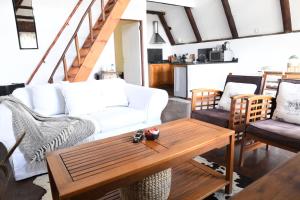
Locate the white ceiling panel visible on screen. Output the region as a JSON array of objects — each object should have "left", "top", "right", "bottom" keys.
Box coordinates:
[
  {"left": 147, "top": 0, "right": 196, "bottom": 8},
  {"left": 290, "top": 0, "right": 300, "bottom": 31},
  {"left": 147, "top": 2, "right": 196, "bottom": 43},
  {"left": 229, "top": 0, "right": 283, "bottom": 37},
  {"left": 192, "top": 0, "right": 232, "bottom": 40}
]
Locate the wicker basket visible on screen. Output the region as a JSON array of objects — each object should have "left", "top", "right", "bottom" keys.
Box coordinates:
[{"left": 120, "top": 168, "right": 172, "bottom": 200}]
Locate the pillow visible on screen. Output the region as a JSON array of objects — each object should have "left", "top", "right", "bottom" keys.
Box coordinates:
[
  {"left": 12, "top": 87, "right": 33, "bottom": 109},
  {"left": 60, "top": 81, "right": 106, "bottom": 116},
  {"left": 217, "top": 82, "right": 257, "bottom": 111},
  {"left": 98, "top": 79, "right": 129, "bottom": 107},
  {"left": 272, "top": 82, "right": 300, "bottom": 125},
  {"left": 30, "top": 84, "right": 65, "bottom": 116}
]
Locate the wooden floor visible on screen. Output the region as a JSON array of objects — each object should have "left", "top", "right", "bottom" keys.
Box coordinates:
[
  {"left": 232, "top": 152, "right": 300, "bottom": 200},
  {"left": 202, "top": 142, "right": 295, "bottom": 181}
]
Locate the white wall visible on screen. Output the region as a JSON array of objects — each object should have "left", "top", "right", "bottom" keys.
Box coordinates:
[
  {"left": 88, "top": 34, "right": 116, "bottom": 80},
  {"left": 187, "top": 63, "right": 239, "bottom": 98},
  {"left": 122, "top": 0, "right": 145, "bottom": 21},
  {"left": 0, "top": 0, "right": 146, "bottom": 85},
  {"left": 0, "top": 0, "right": 96, "bottom": 84},
  {"left": 121, "top": 0, "right": 148, "bottom": 85},
  {"left": 172, "top": 32, "right": 300, "bottom": 75}
]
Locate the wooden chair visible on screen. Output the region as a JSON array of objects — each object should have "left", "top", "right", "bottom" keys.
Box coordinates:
[
  {"left": 0, "top": 132, "right": 26, "bottom": 177},
  {"left": 262, "top": 71, "right": 283, "bottom": 97},
  {"left": 239, "top": 79, "right": 300, "bottom": 167},
  {"left": 262, "top": 71, "right": 300, "bottom": 97},
  {"left": 191, "top": 74, "right": 264, "bottom": 140},
  {"left": 283, "top": 72, "right": 300, "bottom": 79},
  {"left": 0, "top": 132, "right": 26, "bottom": 199}
]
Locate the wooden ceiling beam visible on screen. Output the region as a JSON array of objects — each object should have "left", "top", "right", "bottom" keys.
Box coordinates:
[
  {"left": 184, "top": 7, "right": 202, "bottom": 43},
  {"left": 146, "top": 10, "right": 165, "bottom": 15},
  {"left": 157, "top": 13, "right": 176, "bottom": 45},
  {"left": 147, "top": 10, "right": 176, "bottom": 45},
  {"left": 280, "top": 0, "right": 292, "bottom": 33},
  {"left": 221, "top": 0, "right": 238, "bottom": 39}
]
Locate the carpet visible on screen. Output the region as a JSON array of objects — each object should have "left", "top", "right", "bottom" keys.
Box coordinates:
[
  {"left": 33, "top": 156, "right": 252, "bottom": 200},
  {"left": 195, "top": 157, "right": 252, "bottom": 200}
]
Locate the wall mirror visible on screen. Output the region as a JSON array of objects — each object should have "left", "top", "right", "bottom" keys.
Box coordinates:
[{"left": 12, "top": 0, "right": 38, "bottom": 49}]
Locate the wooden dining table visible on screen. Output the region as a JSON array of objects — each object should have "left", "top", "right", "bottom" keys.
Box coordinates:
[
  {"left": 232, "top": 152, "right": 300, "bottom": 200},
  {"left": 46, "top": 118, "right": 235, "bottom": 200}
]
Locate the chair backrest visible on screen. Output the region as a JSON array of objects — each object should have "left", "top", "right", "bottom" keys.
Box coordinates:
[
  {"left": 283, "top": 72, "right": 300, "bottom": 79},
  {"left": 276, "top": 78, "right": 300, "bottom": 97},
  {"left": 224, "top": 74, "right": 264, "bottom": 94},
  {"left": 262, "top": 71, "right": 283, "bottom": 97}
]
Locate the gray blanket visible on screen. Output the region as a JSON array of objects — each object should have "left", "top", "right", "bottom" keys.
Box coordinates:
[{"left": 0, "top": 96, "right": 95, "bottom": 162}]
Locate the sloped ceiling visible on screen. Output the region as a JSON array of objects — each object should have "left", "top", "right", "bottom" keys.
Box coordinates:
[
  {"left": 230, "top": 0, "right": 283, "bottom": 36},
  {"left": 192, "top": 0, "right": 232, "bottom": 40},
  {"left": 147, "top": 0, "right": 300, "bottom": 45},
  {"left": 147, "top": 3, "right": 196, "bottom": 43},
  {"left": 147, "top": 0, "right": 196, "bottom": 7}
]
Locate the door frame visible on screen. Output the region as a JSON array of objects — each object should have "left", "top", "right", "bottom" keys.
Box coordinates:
[{"left": 119, "top": 19, "right": 145, "bottom": 86}]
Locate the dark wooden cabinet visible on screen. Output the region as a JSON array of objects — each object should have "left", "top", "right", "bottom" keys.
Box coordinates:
[{"left": 149, "top": 64, "right": 173, "bottom": 87}]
